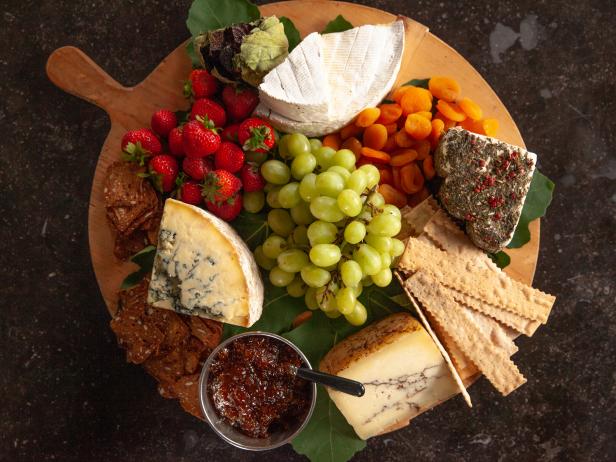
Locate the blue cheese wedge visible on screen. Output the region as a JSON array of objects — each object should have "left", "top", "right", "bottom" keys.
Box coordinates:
[
  {"left": 320, "top": 312, "right": 458, "bottom": 439},
  {"left": 147, "top": 199, "right": 263, "bottom": 327}
]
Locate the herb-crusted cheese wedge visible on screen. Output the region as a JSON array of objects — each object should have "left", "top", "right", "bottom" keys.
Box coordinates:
[
  {"left": 320, "top": 313, "right": 458, "bottom": 440},
  {"left": 147, "top": 199, "right": 263, "bottom": 327},
  {"left": 435, "top": 127, "right": 537, "bottom": 253}
]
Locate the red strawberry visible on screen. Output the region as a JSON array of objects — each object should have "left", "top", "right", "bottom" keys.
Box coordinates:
[
  {"left": 190, "top": 98, "right": 227, "bottom": 128},
  {"left": 205, "top": 194, "right": 243, "bottom": 221},
  {"left": 240, "top": 162, "right": 265, "bottom": 192},
  {"left": 151, "top": 109, "right": 177, "bottom": 137},
  {"left": 214, "top": 142, "right": 245, "bottom": 173},
  {"left": 202, "top": 169, "right": 242, "bottom": 204},
  {"left": 238, "top": 117, "right": 275, "bottom": 153},
  {"left": 185, "top": 69, "right": 219, "bottom": 99},
  {"left": 121, "top": 128, "right": 162, "bottom": 164},
  {"left": 222, "top": 124, "right": 240, "bottom": 143},
  {"left": 182, "top": 119, "right": 221, "bottom": 158},
  {"left": 148, "top": 154, "right": 178, "bottom": 193},
  {"left": 222, "top": 85, "right": 259, "bottom": 121},
  {"left": 168, "top": 126, "right": 184, "bottom": 156},
  {"left": 182, "top": 156, "right": 212, "bottom": 181},
  {"left": 178, "top": 180, "right": 203, "bottom": 205}
]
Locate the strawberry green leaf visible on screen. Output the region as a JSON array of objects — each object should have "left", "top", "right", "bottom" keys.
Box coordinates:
[
  {"left": 120, "top": 246, "right": 156, "bottom": 290},
  {"left": 507, "top": 169, "right": 555, "bottom": 248},
  {"left": 186, "top": 0, "right": 260, "bottom": 37},
  {"left": 280, "top": 16, "right": 301, "bottom": 52},
  {"left": 322, "top": 15, "right": 353, "bottom": 34},
  {"left": 488, "top": 250, "right": 511, "bottom": 269}
]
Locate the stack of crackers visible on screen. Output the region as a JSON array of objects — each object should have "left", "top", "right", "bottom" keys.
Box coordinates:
[{"left": 395, "top": 198, "right": 556, "bottom": 399}]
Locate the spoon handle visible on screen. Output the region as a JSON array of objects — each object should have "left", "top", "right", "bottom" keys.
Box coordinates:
[{"left": 296, "top": 368, "right": 365, "bottom": 397}]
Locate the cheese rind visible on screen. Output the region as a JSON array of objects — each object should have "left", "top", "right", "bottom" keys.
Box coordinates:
[
  {"left": 320, "top": 313, "right": 458, "bottom": 439},
  {"left": 147, "top": 199, "right": 263, "bottom": 327}
]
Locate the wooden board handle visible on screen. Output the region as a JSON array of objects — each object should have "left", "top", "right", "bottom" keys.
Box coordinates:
[{"left": 46, "top": 46, "right": 129, "bottom": 114}]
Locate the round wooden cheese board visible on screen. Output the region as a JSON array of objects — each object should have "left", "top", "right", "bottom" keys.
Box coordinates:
[{"left": 46, "top": 0, "right": 540, "bottom": 419}]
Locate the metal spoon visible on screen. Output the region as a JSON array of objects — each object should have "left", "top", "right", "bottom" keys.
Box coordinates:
[{"left": 291, "top": 366, "right": 365, "bottom": 397}]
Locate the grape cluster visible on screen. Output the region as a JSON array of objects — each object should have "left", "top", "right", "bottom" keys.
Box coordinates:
[{"left": 253, "top": 133, "right": 404, "bottom": 326}]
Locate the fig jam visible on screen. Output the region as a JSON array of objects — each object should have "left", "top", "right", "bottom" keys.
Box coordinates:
[{"left": 207, "top": 335, "right": 312, "bottom": 438}]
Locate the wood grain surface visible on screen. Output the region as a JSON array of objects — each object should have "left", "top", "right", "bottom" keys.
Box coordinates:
[{"left": 46, "top": 0, "right": 540, "bottom": 423}]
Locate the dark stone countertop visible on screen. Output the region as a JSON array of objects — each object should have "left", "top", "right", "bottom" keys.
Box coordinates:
[{"left": 1, "top": 0, "right": 614, "bottom": 461}]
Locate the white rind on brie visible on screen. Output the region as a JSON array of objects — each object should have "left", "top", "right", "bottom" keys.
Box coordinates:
[
  {"left": 256, "top": 19, "right": 406, "bottom": 137},
  {"left": 147, "top": 199, "right": 263, "bottom": 327}
]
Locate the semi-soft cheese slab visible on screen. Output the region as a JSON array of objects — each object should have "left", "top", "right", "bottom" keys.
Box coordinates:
[{"left": 147, "top": 199, "right": 263, "bottom": 327}]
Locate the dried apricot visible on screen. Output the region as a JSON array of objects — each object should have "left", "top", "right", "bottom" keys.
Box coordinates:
[
  {"left": 458, "top": 97, "right": 483, "bottom": 121},
  {"left": 382, "top": 135, "right": 398, "bottom": 152},
  {"left": 436, "top": 100, "right": 466, "bottom": 122},
  {"left": 392, "top": 166, "right": 402, "bottom": 190},
  {"left": 340, "top": 136, "right": 362, "bottom": 159},
  {"left": 434, "top": 112, "right": 457, "bottom": 130},
  {"left": 363, "top": 124, "right": 388, "bottom": 150},
  {"left": 412, "top": 139, "right": 431, "bottom": 160},
  {"left": 428, "top": 76, "right": 461, "bottom": 102},
  {"left": 356, "top": 107, "right": 381, "bottom": 127},
  {"left": 422, "top": 155, "right": 436, "bottom": 180},
  {"left": 377, "top": 104, "right": 403, "bottom": 124},
  {"left": 340, "top": 122, "right": 363, "bottom": 140},
  {"left": 360, "top": 147, "right": 391, "bottom": 164},
  {"left": 378, "top": 167, "right": 393, "bottom": 185},
  {"left": 394, "top": 129, "right": 414, "bottom": 148},
  {"left": 400, "top": 163, "right": 424, "bottom": 194},
  {"left": 414, "top": 111, "right": 433, "bottom": 121},
  {"left": 384, "top": 123, "right": 398, "bottom": 135},
  {"left": 322, "top": 133, "right": 341, "bottom": 150},
  {"left": 391, "top": 86, "right": 412, "bottom": 103},
  {"left": 378, "top": 184, "right": 408, "bottom": 208},
  {"left": 390, "top": 149, "right": 418, "bottom": 167},
  {"left": 404, "top": 114, "right": 432, "bottom": 140},
  {"left": 408, "top": 187, "right": 430, "bottom": 207},
  {"left": 400, "top": 87, "right": 433, "bottom": 115},
  {"left": 481, "top": 118, "right": 499, "bottom": 137}
]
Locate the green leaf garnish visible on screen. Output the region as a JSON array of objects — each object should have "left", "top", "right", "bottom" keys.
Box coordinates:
[
  {"left": 402, "top": 78, "right": 430, "bottom": 89},
  {"left": 507, "top": 169, "right": 555, "bottom": 248},
  {"left": 488, "top": 251, "right": 511, "bottom": 269},
  {"left": 186, "top": 0, "right": 260, "bottom": 37},
  {"left": 280, "top": 16, "right": 301, "bottom": 52},
  {"left": 120, "top": 245, "right": 156, "bottom": 290},
  {"left": 322, "top": 15, "right": 353, "bottom": 34}
]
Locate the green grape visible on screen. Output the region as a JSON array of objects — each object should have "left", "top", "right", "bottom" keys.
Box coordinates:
[
  {"left": 343, "top": 220, "right": 366, "bottom": 244},
  {"left": 314, "top": 146, "right": 336, "bottom": 169},
  {"left": 332, "top": 149, "right": 356, "bottom": 170},
  {"left": 310, "top": 196, "right": 345, "bottom": 222},
  {"left": 382, "top": 204, "right": 402, "bottom": 219},
  {"left": 340, "top": 260, "right": 363, "bottom": 287},
  {"left": 245, "top": 150, "right": 267, "bottom": 165},
  {"left": 277, "top": 182, "right": 301, "bottom": 209},
  {"left": 309, "top": 244, "right": 342, "bottom": 267},
  {"left": 346, "top": 169, "right": 368, "bottom": 194},
  {"left": 268, "top": 209, "right": 295, "bottom": 237},
  {"left": 291, "top": 152, "right": 317, "bottom": 180},
  {"left": 345, "top": 301, "right": 368, "bottom": 326},
  {"left": 315, "top": 171, "right": 345, "bottom": 198},
  {"left": 353, "top": 283, "right": 363, "bottom": 297},
  {"left": 327, "top": 166, "right": 351, "bottom": 182},
  {"left": 290, "top": 201, "right": 314, "bottom": 225},
  {"left": 372, "top": 268, "right": 392, "bottom": 287},
  {"left": 243, "top": 190, "right": 265, "bottom": 213},
  {"left": 278, "top": 134, "right": 292, "bottom": 159},
  {"left": 300, "top": 264, "right": 331, "bottom": 288},
  {"left": 353, "top": 244, "right": 382, "bottom": 276},
  {"left": 266, "top": 188, "right": 282, "bottom": 208},
  {"left": 325, "top": 309, "right": 342, "bottom": 319},
  {"left": 309, "top": 138, "right": 322, "bottom": 152},
  {"left": 261, "top": 160, "right": 291, "bottom": 185},
  {"left": 366, "top": 213, "right": 401, "bottom": 237},
  {"left": 262, "top": 235, "right": 287, "bottom": 259},
  {"left": 391, "top": 238, "right": 405, "bottom": 257},
  {"left": 380, "top": 252, "right": 392, "bottom": 269},
  {"left": 366, "top": 191, "right": 385, "bottom": 208},
  {"left": 337, "top": 189, "right": 362, "bottom": 217},
  {"left": 357, "top": 207, "right": 373, "bottom": 222},
  {"left": 263, "top": 182, "right": 277, "bottom": 193},
  {"left": 322, "top": 263, "right": 338, "bottom": 272},
  {"left": 269, "top": 266, "right": 295, "bottom": 287},
  {"left": 307, "top": 220, "right": 338, "bottom": 245},
  {"left": 254, "top": 245, "right": 276, "bottom": 270},
  {"left": 365, "top": 234, "right": 392, "bottom": 253},
  {"left": 362, "top": 276, "right": 374, "bottom": 287},
  {"left": 299, "top": 173, "right": 318, "bottom": 202},
  {"left": 287, "top": 276, "right": 308, "bottom": 298},
  {"left": 287, "top": 133, "right": 311, "bottom": 157},
  {"left": 359, "top": 164, "right": 380, "bottom": 188},
  {"left": 316, "top": 286, "right": 338, "bottom": 312},
  {"left": 336, "top": 287, "right": 357, "bottom": 315},
  {"left": 292, "top": 225, "right": 310, "bottom": 247},
  {"left": 277, "top": 248, "right": 310, "bottom": 273},
  {"left": 305, "top": 287, "right": 319, "bottom": 310}
]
